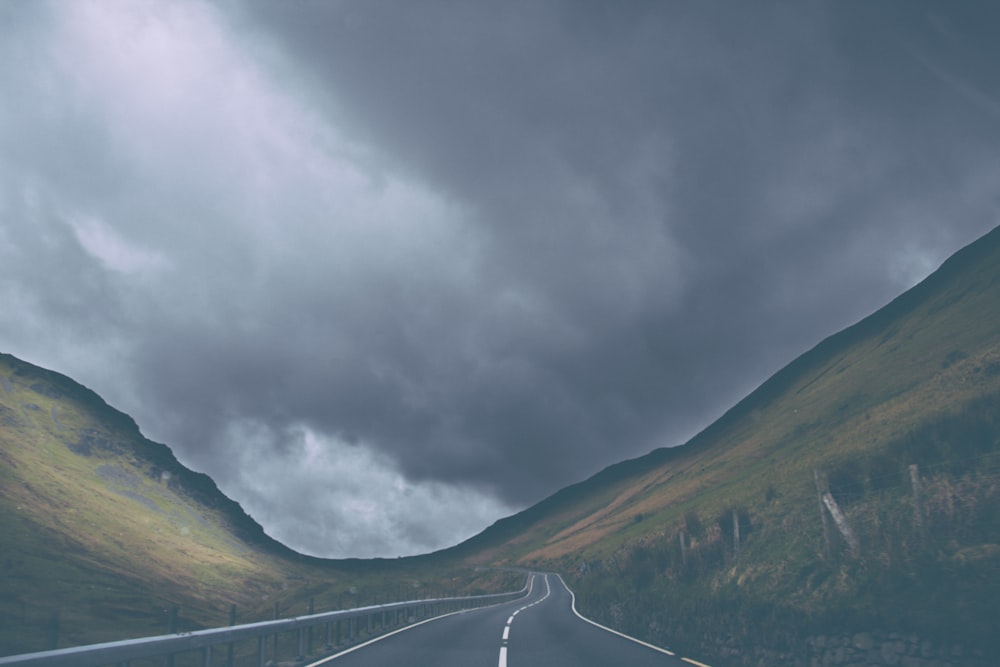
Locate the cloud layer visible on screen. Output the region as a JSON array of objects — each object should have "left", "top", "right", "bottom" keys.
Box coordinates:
[{"left": 1, "top": 0, "right": 999, "bottom": 557}]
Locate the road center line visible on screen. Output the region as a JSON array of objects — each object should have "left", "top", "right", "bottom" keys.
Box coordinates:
[{"left": 498, "top": 574, "right": 552, "bottom": 667}]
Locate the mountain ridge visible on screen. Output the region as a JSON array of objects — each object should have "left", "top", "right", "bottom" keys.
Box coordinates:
[
  {"left": 0, "top": 351, "right": 292, "bottom": 558},
  {"left": 4, "top": 224, "right": 1000, "bottom": 664},
  {"left": 447, "top": 224, "right": 1000, "bottom": 567},
  {"left": 442, "top": 223, "right": 1000, "bottom": 665}
]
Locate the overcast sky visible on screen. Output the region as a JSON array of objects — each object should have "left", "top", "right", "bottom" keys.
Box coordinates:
[{"left": 2, "top": 1, "right": 999, "bottom": 558}]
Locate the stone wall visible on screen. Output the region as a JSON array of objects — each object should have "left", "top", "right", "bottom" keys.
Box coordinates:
[{"left": 706, "top": 631, "right": 990, "bottom": 667}]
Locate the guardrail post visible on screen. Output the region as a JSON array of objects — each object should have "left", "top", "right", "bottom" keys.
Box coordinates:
[
  {"left": 307, "top": 597, "right": 315, "bottom": 654},
  {"left": 201, "top": 645, "right": 211, "bottom": 667},
  {"left": 272, "top": 602, "right": 280, "bottom": 663},
  {"left": 257, "top": 635, "right": 266, "bottom": 667},
  {"left": 296, "top": 626, "right": 305, "bottom": 661},
  {"left": 326, "top": 620, "right": 333, "bottom": 650},
  {"left": 166, "top": 606, "right": 178, "bottom": 667},
  {"left": 226, "top": 604, "right": 236, "bottom": 667}
]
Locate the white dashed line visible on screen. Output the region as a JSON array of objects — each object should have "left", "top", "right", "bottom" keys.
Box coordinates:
[{"left": 498, "top": 574, "right": 552, "bottom": 667}]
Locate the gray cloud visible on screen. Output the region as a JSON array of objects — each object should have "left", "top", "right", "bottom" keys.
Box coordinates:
[{"left": 1, "top": 0, "right": 999, "bottom": 557}]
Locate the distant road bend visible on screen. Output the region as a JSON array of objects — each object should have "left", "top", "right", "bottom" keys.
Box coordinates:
[{"left": 306, "top": 573, "right": 709, "bottom": 667}]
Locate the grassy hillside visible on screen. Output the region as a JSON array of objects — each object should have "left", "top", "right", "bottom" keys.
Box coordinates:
[
  {"left": 0, "top": 353, "right": 516, "bottom": 657},
  {"left": 458, "top": 225, "right": 1000, "bottom": 665},
  {"left": 5, "top": 221, "right": 999, "bottom": 664}
]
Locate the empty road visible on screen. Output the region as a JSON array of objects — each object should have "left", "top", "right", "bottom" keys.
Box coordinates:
[{"left": 306, "top": 573, "right": 707, "bottom": 667}]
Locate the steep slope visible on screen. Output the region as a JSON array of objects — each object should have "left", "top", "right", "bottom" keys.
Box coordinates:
[
  {"left": 0, "top": 352, "right": 523, "bottom": 658},
  {"left": 461, "top": 224, "right": 1000, "bottom": 562},
  {"left": 457, "top": 225, "right": 1000, "bottom": 664},
  {"left": 0, "top": 355, "right": 460, "bottom": 656},
  {"left": 0, "top": 352, "right": 327, "bottom": 653}
]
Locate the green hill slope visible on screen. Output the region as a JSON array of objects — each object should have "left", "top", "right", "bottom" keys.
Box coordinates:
[
  {"left": 0, "top": 354, "right": 513, "bottom": 657},
  {"left": 457, "top": 225, "right": 1000, "bottom": 666},
  {"left": 0, "top": 352, "right": 335, "bottom": 653},
  {"left": 6, "top": 222, "right": 999, "bottom": 664}
]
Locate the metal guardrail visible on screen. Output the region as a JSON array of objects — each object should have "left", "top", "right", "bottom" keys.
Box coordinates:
[{"left": 0, "top": 582, "right": 531, "bottom": 667}]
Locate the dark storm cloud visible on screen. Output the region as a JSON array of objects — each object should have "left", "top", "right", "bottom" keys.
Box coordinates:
[
  {"left": 2, "top": 0, "right": 999, "bottom": 557},
  {"left": 231, "top": 0, "right": 1000, "bottom": 481}
]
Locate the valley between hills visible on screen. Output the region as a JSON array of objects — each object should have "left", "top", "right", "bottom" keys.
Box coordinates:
[{"left": 3, "top": 226, "right": 1000, "bottom": 666}]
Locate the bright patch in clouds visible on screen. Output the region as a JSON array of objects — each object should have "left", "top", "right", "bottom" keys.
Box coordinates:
[
  {"left": 1, "top": 0, "right": 490, "bottom": 556},
  {"left": 69, "top": 215, "right": 170, "bottom": 274},
  {"left": 2, "top": 0, "right": 998, "bottom": 559},
  {"left": 223, "top": 423, "right": 511, "bottom": 558}
]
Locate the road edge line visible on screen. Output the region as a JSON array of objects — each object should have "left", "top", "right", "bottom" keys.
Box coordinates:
[
  {"left": 306, "top": 575, "right": 538, "bottom": 666},
  {"left": 302, "top": 609, "right": 468, "bottom": 666},
  {"left": 554, "top": 573, "right": 713, "bottom": 666},
  {"left": 681, "top": 658, "right": 714, "bottom": 667}
]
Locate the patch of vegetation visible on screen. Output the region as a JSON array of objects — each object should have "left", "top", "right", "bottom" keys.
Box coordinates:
[
  {"left": 454, "top": 227, "right": 1000, "bottom": 664},
  {"left": 0, "top": 353, "right": 521, "bottom": 657},
  {"left": 562, "top": 394, "right": 1000, "bottom": 665}
]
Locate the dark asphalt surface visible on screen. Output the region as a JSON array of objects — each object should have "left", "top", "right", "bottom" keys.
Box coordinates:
[{"left": 307, "top": 573, "right": 698, "bottom": 667}]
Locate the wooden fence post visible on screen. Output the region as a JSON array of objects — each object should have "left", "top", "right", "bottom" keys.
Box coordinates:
[
  {"left": 732, "top": 508, "right": 741, "bottom": 559},
  {"left": 815, "top": 468, "right": 860, "bottom": 557},
  {"left": 909, "top": 463, "right": 925, "bottom": 539},
  {"left": 821, "top": 490, "right": 860, "bottom": 557},
  {"left": 814, "top": 470, "right": 832, "bottom": 558}
]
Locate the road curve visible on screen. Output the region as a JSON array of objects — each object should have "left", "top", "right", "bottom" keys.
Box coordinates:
[{"left": 306, "top": 573, "right": 707, "bottom": 667}]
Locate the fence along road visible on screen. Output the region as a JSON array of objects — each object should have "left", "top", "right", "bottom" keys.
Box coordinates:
[{"left": 0, "top": 582, "right": 530, "bottom": 667}]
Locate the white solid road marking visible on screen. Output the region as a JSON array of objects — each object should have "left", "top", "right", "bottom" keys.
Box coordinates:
[
  {"left": 552, "top": 573, "right": 720, "bottom": 664},
  {"left": 555, "top": 573, "right": 678, "bottom": 657},
  {"left": 681, "top": 659, "right": 714, "bottom": 667},
  {"left": 304, "top": 574, "right": 535, "bottom": 666}
]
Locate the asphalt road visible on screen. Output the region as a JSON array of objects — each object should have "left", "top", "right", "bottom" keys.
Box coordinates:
[{"left": 306, "top": 573, "right": 704, "bottom": 667}]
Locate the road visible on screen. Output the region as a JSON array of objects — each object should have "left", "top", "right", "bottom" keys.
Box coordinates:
[{"left": 306, "top": 573, "right": 706, "bottom": 667}]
